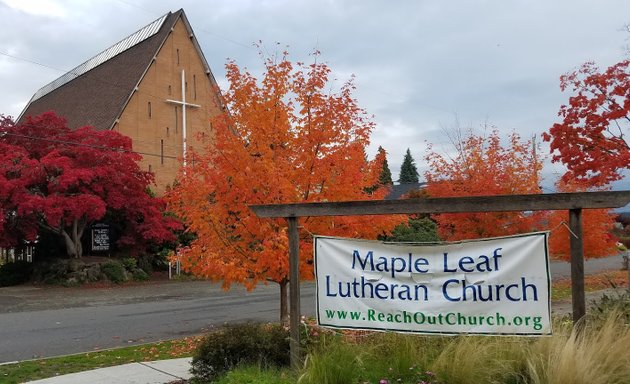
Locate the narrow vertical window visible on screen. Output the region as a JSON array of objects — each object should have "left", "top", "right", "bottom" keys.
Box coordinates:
[
  {"left": 193, "top": 74, "right": 197, "bottom": 100},
  {"left": 185, "top": 82, "right": 188, "bottom": 96},
  {"left": 168, "top": 85, "right": 172, "bottom": 95},
  {"left": 176, "top": 48, "right": 180, "bottom": 65},
  {"left": 166, "top": 127, "right": 170, "bottom": 137},
  {"left": 174, "top": 106, "right": 178, "bottom": 133},
  {"left": 148, "top": 101, "right": 152, "bottom": 118},
  {"left": 160, "top": 139, "right": 164, "bottom": 165},
  {"left": 148, "top": 164, "right": 152, "bottom": 173}
]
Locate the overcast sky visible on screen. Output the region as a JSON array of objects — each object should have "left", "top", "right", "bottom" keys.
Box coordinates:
[{"left": 1, "top": 0, "right": 629, "bottom": 190}]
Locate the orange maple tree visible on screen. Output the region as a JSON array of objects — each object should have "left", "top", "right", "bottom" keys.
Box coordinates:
[
  {"left": 424, "top": 129, "right": 543, "bottom": 240},
  {"left": 543, "top": 60, "right": 630, "bottom": 186},
  {"left": 546, "top": 178, "right": 618, "bottom": 260},
  {"left": 167, "top": 51, "right": 402, "bottom": 322}
]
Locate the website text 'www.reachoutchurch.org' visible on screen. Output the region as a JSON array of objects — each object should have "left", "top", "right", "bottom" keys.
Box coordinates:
[
  {"left": 314, "top": 233, "right": 552, "bottom": 336},
  {"left": 322, "top": 308, "right": 544, "bottom": 332}
]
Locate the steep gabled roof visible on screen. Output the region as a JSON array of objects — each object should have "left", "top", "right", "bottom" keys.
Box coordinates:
[{"left": 17, "top": 9, "right": 219, "bottom": 131}]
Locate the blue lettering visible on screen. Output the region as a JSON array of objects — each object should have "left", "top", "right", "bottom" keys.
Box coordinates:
[
  {"left": 522, "top": 277, "right": 538, "bottom": 301},
  {"left": 506, "top": 283, "right": 520, "bottom": 301},
  {"left": 459, "top": 256, "right": 475, "bottom": 272},
  {"left": 352, "top": 250, "right": 374, "bottom": 271},
  {"left": 443, "top": 252, "right": 457, "bottom": 272},
  {"left": 442, "top": 279, "right": 461, "bottom": 301},
  {"left": 326, "top": 275, "right": 337, "bottom": 297}
]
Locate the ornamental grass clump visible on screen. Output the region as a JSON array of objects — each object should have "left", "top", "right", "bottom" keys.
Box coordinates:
[
  {"left": 430, "top": 335, "right": 527, "bottom": 384},
  {"left": 359, "top": 332, "right": 445, "bottom": 383},
  {"left": 524, "top": 311, "right": 630, "bottom": 384},
  {"left": 299, "top": 331, "right": 445, "bottom": 384},
  {"left": 298, "top": 338, "right": 364, "bottom": 384}
]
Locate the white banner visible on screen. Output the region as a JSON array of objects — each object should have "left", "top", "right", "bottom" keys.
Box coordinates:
[{"left": 315, "top": 232, "right": 551, "bottom": 336}]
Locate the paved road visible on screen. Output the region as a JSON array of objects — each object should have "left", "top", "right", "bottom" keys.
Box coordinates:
[
  {"left": 0, "top": 254, "right": 624, "bottom": 363},
  {"left": 548, "top": 252, "right": 625, "bottom": 278},
  {"left": 0, "top": 281, "right": 316, "bottom": 363}
]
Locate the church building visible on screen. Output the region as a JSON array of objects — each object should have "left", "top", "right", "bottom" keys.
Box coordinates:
[{"left": 18, "top": 9, "right": 223, "bottom": 195}]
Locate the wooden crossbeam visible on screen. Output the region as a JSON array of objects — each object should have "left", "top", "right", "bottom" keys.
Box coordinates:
[{"left": 251, "top": 191, "right": 630, "bottom": 218}]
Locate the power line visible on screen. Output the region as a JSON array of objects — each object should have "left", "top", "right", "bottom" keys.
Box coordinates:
[
  {"left": 0, "top": 51, "right": 68, "bottom": 74},
  {"left": 1, "top": 132, "right": 178, "bottom": 160},
  {"left": 113, "top": 0, "right": 254, "bottom": 49}
]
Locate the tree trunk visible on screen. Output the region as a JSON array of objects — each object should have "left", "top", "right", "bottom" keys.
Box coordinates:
[
  {"left": 279, "top": 279, "right": 289, "bottom": 326},
  {"left": 61, "top": 218, "right": 86, "bottom": 258},
  {"left": 61, "top": 230, "right": 78, "bottom": 258}
]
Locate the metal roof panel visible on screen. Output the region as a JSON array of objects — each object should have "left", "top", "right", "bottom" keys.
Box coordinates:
[{"left": 31, "top": 13, "right": 168, "bottom": 102}]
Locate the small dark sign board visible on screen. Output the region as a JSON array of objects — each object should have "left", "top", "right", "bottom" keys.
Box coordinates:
[{"left": 91, "top": 223, "right": 110, "bottom": 252}]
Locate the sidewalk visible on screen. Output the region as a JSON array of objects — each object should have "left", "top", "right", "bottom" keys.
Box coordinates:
[{"left": 24, "top": 357, "right": 192, "bottom": 384}]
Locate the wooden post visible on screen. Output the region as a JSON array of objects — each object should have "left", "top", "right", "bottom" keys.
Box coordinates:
[
  {"left": 569, "top": 208, "right": 585, "bottom": 324},
  {"left": 287, "top": 217, "right": 301, "bottom": 369}
]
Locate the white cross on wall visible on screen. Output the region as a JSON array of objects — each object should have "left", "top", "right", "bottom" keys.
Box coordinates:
[{"left": 166, "top": 69, "right": 200, "bottom": 167}]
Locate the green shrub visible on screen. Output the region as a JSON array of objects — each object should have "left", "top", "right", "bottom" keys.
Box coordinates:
[
  {"left": 31, "top": 260, "right": 67, "bottom": 284},
  {"left": 121, "top": 258, "right": 137, "bottom": 270},
  {"left": 0, "top": 261, "right": 33, "bottom": 287},
  {"left": 588, "top": 289, "right": 630, "bottom": 325},
  {"left": 137, "top": 255, "right": 154, "bottom": 274},
  {"left": 191, "top": 323, "right": 289, "bottom": 383},
  {"left": 100, "top": 261, "right": 127, "bottom": 284}
]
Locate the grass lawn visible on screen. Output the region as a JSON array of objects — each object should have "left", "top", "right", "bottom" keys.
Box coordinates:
[
  {"left": 0, "top": 336, "right": 202, "bottom": 384},
  {"left": 551, "top": 269, "right": 628, "bottom": 300}
]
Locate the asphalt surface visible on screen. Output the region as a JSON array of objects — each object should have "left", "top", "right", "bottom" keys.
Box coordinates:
[
  {"left": 0, "top": 280, "right": 316, "bottom": 363},
  {"left": 549, "top": 253, "right": 626, "bottom": 278},
  {"left": 0, "top": 254, "right": 625, "bottom": 363}
]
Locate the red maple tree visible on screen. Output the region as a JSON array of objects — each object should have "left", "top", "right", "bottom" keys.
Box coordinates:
[
  {"left": 543, "top": 60, "right": 630, "bottom": 186},
  {"left": 0, "top": 112, "right": 180, "bottom": 258},
  {"left": 546, "top": 179, "right": 618, "bottom": 260},
  {"left": 167, "top": 51, "right": 402, "bottom": 322}
]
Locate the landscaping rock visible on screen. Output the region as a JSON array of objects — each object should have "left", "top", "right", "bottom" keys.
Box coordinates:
[
  {"left": 132, "top": 268, "right": 149, "bottom": 281},
  {"left": 67, "top": 259, "right": 82, "bottom": 272},
  {"left": 86, "top": 264, "right": 102, "bottom": 282},
  {"left": 68, "top": 270, "right": 88, "bottom": 283},
  {"left": 64, "top": 277, "right": 80, "bottom": 287}
]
